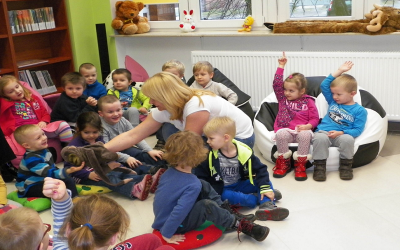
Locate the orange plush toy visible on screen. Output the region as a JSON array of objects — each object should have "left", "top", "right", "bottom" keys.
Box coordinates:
[
  {"left": 266, "top": 4, "right": 400, "bottom": 35},
  {"left": 111, "top": 0, "right": 150, "bottom": 35}
]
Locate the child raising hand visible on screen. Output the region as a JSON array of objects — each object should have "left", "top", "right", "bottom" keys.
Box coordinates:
[{"left": 272, "top": 52, "right": 320, "bottom": 181}]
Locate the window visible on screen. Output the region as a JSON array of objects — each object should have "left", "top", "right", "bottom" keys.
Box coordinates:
[{"left": 136, "top": 0, "right": 400, "bottom": 30}]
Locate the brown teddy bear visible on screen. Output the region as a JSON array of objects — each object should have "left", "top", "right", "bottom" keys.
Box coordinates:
[
  {"left": 111, "top": 0, "right": 150, "bottom": 35},
  {"left": 266, "top": 4, "right": 400, "bottom": 35}
]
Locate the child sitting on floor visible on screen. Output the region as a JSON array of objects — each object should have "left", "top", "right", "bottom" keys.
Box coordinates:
[
  {"left": 153, "top": 130, "right": 269, "bottom": 244},
  {"left": 66, "top": 111, "right": 164, "bottom": 199},
  {"left": 196, "top": 116, "right": 289, "bottom": 221},
  {"left": 14, "top": 124, "right": 81, "bottom": 198},
  {"left": 98, "top": 95, "right": 165, "bottom": 167}
]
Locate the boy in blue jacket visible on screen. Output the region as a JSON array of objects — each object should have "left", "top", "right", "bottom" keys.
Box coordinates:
[
  {"left": 312, "top": 61, "right": 367, "bottom": 181},
  {"left": 79, "top": 63, "right": 107, "bottom": 100},
  {"left": 195, "top": 116, "right": 289, "bottom": 221}
]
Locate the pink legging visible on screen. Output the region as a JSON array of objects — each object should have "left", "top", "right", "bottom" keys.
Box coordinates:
[{"left": 276, "top": 130, "right": 312, "bottom": 156}]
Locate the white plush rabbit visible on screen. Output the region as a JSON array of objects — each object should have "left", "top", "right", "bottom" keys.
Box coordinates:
[{"left": 180, "top": 10, "right": 195, "bottom": 32}]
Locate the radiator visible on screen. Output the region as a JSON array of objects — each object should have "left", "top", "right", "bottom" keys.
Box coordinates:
[{"left": 191, "top": 51, "right": 400, "bottom": 121}]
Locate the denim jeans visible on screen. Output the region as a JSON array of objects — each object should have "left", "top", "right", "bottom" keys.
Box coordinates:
[
  {"left": 121, "top": 147, "right": 167, "bottom": 166},
  {"left": 81, "top": 171, "right": 144, "bottom": 199},
  {"left": 221, "top": 179, "right": 275, "bottom": 208}
]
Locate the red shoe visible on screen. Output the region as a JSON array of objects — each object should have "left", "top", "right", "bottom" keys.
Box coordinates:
[
  {"left": 293, "top": 152, "right": 311, "bottom": 181},
  {"left": 132, "top": 174, "right": 152, "bottom": 200},
  {"left": 272, "top": 151, "right": 292, "bottom": 178},
  {"left": 150, "top": 168, "right": 166, "bottom": 193}
]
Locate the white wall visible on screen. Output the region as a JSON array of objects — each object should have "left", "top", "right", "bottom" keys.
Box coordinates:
[{"left": 114, "top": 34, "right": 400, "bottom": 77}]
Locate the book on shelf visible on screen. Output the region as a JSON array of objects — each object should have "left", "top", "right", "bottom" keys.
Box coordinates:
[
  {"left": 43, "top": 7, "right": 55, "bottom": 29},
  {"left": 16, "top": 10, "right": 25, "bottom": 33},
  {"left": 42, "top": 70, "right": 57, "bottom": 93},
  {"left": 8, "top": 11, "right": 16, "bottom": 34},
  {"left": 29, "top": 9, "right": 39, "bottom": 31},
  {"left": 34, "top": 8, "right": 46, "bottom": 30},
  {"left": 18, "top": 70, "right": 29, "bottom": 84},
  {"left": 18, "top": 70, "right": 57, "bottom": 95},
  {"left": 17, "top": 59, "right": 49, "bottom": 68},
  {"left": 22, "top": 9, "right": 32, "bottom": 32}
]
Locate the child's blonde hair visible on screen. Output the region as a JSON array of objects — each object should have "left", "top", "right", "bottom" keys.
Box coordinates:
[
  {"left": 331, "top": 74, "right": 357, "bottom": 93},
  {"left": 284, "top": 73, "right": 307, "bottom": 92},
  {"left": 61, "top": 72, "right": 86, "bottom": 88},
  {"left": 0, "top": 75, "right": 32, "bottom": 101},
  {"left": 193, "top": 61, "right": 214, "bottom": 74},
  {"left": 203, "top": 116, "right": 236, "bottom": 139},
  {"left": 142, "top": 72, "right": 215, "bottom": 121},
  {"left": 79, "top": 63, "right": 96, "bottom": 72},
  {"left": 97, "top": 95, "right": 120, "bottom": 111},
  {"left": 14, "top": 124, "right": 41, "bottom": 146},
  {"left": 0, "top": 207, "right": 43, "bottom": 250},
  {"left": 164, "top": 131, "right": 208, "bottom": 168},
  {"left": 162, "top": 59, "right": 185, "bottom": 76},
  {"left": 59, "top": 194, "right": 130, "bottom": 250}
]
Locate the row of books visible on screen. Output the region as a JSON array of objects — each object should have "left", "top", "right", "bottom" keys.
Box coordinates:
[
  {"left": 8, "top": 7, "right": 55, "bottom": 34},
  {"left": 18, "top": 69, "right": 57, "bottom": 95}
]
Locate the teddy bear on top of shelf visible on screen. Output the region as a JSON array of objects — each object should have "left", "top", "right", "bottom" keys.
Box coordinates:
[{"left": 111, "top": 0, "right": 150, "bottom": 35}]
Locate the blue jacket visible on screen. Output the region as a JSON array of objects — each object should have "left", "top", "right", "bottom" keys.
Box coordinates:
[
  {"left": 195, "top": 140, "right": 272, "bottom": 195},
  {"left": 83, "top": 80, "right": 107, "bottom": 100}
]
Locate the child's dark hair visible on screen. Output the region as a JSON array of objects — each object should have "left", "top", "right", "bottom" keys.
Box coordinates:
[
  {"left": 284, "top": 73, "right": 307, "bottom": 91},
  {"left": 164, "top": 131, "right": 208, "bottom": 168},
  {"left": 75, "top": 112, "right": 102, "bottom": 135},
  {"left": 61, "top": 72, "right": 86, "bottom": 88},
  {"left": 59, "top": 194, "right": 130, "bottom": 250},
  {"left": 112, "top": 68, "right": 132, "bottom": 82},
  {"left": 79, "top": 63, "right": 96, "bottom": 72}
]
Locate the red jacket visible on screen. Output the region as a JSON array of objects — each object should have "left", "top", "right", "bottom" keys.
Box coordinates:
[{"left": 0, "top": 94, "right": 51, "bottom": 136}]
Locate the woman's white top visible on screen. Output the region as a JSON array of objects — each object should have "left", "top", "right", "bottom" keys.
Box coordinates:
[{"left": 151, "top": 95, "right": 253, "bottom": 139}]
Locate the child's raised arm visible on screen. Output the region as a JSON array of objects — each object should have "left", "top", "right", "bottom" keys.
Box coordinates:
[
  {"left": 42, "top": 177, "right": 69, "bottom": 202},
  {"left": 332, "top": 61, "right": 354, "bottom": 78},
  {"left": 278, "top": 51, "right": 287, "bottom": 69}
]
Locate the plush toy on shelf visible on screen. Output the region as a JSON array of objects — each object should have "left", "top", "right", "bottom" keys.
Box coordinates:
[
  {"left": 238, "top": 15, "right": 254, "bottom": 32},
  {"left": 111, "top": 0, "right": 150, "bottom": 35},
  {"left": 265, "top": 4, "right": 400, "bottom": 35},
  {"left": 180, "top": 10, "right": 196, "bottom": 32}
]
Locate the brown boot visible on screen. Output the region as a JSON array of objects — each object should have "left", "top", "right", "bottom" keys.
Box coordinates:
[
  {"left": 339, "top": 158, "right": 353, "bottom": 180},
  {"left": 293, "top": 152, "right": 311, "bottom": 181},
  {"left": 313, "top": 159, "right": 326, "bottom": 181}
]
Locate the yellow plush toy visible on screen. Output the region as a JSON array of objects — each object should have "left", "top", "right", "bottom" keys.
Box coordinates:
[{"left": 238, "top": 15, "right": 254, "bottom": 32}]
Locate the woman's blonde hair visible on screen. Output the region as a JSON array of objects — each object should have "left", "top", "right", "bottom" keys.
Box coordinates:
[
  {"left": 164, "top": 131, "right": 209, "bottom": 168},
  {"left": 0, "top": 75, "right": 32, "bottom": 101},
  {"left": 59, "top": 194, "right": 130, "bottom": 250},
  {"left": 141, "top": 72, "right": 215, "bottom": 120}
]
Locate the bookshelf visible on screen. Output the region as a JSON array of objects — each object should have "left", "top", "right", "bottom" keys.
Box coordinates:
[{"left": 0, "top": 0, "right": 74, "bottom": 93}]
